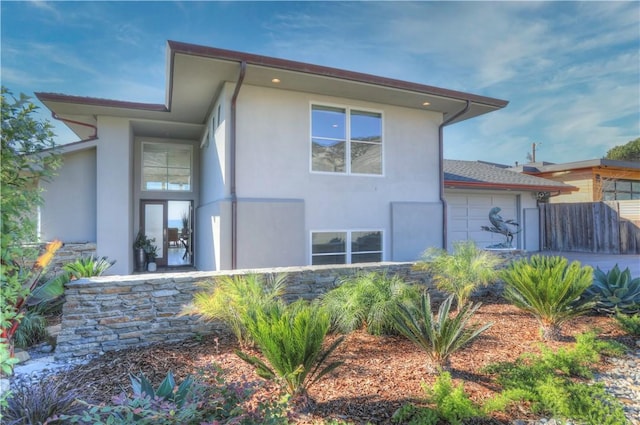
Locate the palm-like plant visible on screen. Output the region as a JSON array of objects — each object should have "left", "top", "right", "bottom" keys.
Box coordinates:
[
  {"left": 415, "top": 241, "right": 500, "bottom": 309},
  {"left": 27, "top": 255, "right": 115, "bottom": 307},
  {"left": 321, "top": 272, "right": 420, "bottom": 335},
  {"left": 501, "top": 255, "right": 594, "bottom": 341},
  {"left": 393, "top": 292, "right": 493, "bottom": 371},
  {"left": 237, "top": 300, "right": 344, "bottom": 403},
  {"left": 182, "top": 273, "right": 287, "bottom": 347}
]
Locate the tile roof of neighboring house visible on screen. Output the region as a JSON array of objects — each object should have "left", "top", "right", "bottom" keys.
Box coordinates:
[{"left": 444, "top": 159, "right": 576, "bottom": 192}]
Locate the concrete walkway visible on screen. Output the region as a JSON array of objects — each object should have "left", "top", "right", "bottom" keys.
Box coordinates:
[{"left": 535, "top": 251, "right": 639, "bottom": 276}]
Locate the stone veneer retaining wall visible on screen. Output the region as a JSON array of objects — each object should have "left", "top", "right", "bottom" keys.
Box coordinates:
[{"left": 56, "top": 252, "right": 524, "bottom": 360}]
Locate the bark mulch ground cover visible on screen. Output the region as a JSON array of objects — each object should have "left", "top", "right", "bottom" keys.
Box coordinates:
[{"left": 50, "top": 296, "right": 633, "bottom": 424}]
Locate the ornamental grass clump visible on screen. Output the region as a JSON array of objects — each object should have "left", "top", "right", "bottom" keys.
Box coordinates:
[
  {"left": 182, "top": 273, "right": 286, "bottom": 347},
  {"left": 501, "top": 255, "right": 594, "bottom": 341},
  {"left": 321, "top": 271, "right": 421, "bottom": 335},
  {"left": 393, "top": 292, "right": 492, "bottom": 371},
  {"left": 415, "top": 241, "right": 500, "bottom": 309},
  {"left": 237, "top": 300, "right": 344, "bottom": 403}
]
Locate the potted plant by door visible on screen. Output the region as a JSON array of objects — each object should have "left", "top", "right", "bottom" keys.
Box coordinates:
[
  {"left": 133, "top": 231, "right": 150, "bottom": 272},
  {"left": 144, "top": 239, "right": 158, "bottom": 272}
]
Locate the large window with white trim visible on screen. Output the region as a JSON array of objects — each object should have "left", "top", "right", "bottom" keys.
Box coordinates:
[
  {"left": 311, "top": 105, "right": 382, "bottom": 175},
  {"left": 142, "top": 143, "right": 192, "bottom": 191},
  {"left": 311, "top": 230, "right": 383, "bottom": 265}
]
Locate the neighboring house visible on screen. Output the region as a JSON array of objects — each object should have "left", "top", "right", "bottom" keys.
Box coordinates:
[
  {"left": 36, "top": 40, "right": 509, "bottom": 275},
  {"left": 511, "top": 159, "right": 640, "bottom": 223},
  {"left": 443, "top": 160, "right": 575, "bottom": 251}
]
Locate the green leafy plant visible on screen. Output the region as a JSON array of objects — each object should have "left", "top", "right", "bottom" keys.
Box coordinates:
[
  {"left": 483, "top": 332, "right": 627, "bottom": 424},
  {"left": 64, "top": 255, "right": 116, "bottom": 279},
  {"left": 12, "top": 306, "right": 47, "bottom": 349},
  {"left": 27, "top": 255, "right": 115, "bottom": 309},
  {"left": 62, "top": 364, "right": 289, "bottom": 425},
  {"left": 423, "top": 372, "right": 480, "bottom": 425},
  {"left": 321, "top": 272, "right": 420, "bottom": 335},
  {"left": 237, "top": 300, "right": 344, "bottom": 402},
  {"left": 130, "top": 370, "right": 194, "bottom": 409},
  {"left": 1, "top": 378, "right": 85, "bottom": 424},
  {"left": 393, "top": 372, "right": 486, "bottom": 425},
  {"left": 182, "top": 273, "right": 286, "bottom": 347},
  {"left": 615, "top": 311, "right": 640, "bottom": 336},
  {"left": 501, "top": 255, "right": 594, "bottom": 340},
  {"left": 1, "top": 240, "right": 61, "bottom": 363},
  {"left": 582, "top": 265, "right": 640, "bottom": 314},
  {"left": 415, "top": 241, "right": 500, "bottom": 309},
  {"left": 393, "top": 292, "right": 493, "bottom": 371},
  {"left": 1, "top": 88, "right": 61, "bottom": 372}
]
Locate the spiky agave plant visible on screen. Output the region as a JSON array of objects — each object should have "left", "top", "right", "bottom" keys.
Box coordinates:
[
  {"left": 393, "top": 292, "right": 493, "bottom": 371},
  {"left": 501, "top": 255, "right": 594, "bottom": 341},
  {"left": 582, "top": 265, "right": 640, "bottom": 314},
  {"left": 236, "top": 300, "right": 344, "bottom": 403}
]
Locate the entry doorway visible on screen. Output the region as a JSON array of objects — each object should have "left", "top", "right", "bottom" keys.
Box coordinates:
[{"left": 141, "top": 200, "right": 193, "bottom": 267}]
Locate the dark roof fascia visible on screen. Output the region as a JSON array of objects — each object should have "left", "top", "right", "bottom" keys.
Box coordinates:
[
  {"left": 526, "top": 159, "right": 640, "bottom": 173},
  {"left": 34, "top": 92, "right": 168, "bottom": 112},
  {"left": 444, "top": 180, "right": 577, "bottom": 193},
  {"left": 167, "top": 40, "right": 509, "bottom": 109}
]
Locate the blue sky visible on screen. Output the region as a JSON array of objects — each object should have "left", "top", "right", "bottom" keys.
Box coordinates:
[{"left": 2, "top": 1, "right": 638, "bottom": 165}]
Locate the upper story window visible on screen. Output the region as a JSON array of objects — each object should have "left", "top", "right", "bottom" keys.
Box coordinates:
[
  {"left": 311, "top": 105, "right": 382, "bottom": 175},
  {"left": 142, "top": 143, "right": 192, "bottom": 191},
  {"left": 602, "top": 178, "right": 640, "bottom": 200}
]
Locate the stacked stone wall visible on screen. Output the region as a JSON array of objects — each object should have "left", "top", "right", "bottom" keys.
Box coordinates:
[{"left": 55, "top": 252, "right": 523, "bottom": 359}]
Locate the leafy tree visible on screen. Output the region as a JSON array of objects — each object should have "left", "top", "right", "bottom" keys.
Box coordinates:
[
  {"left": 1, "top": 87, "right": 62, "bottom": 376},
  {"left": 604, "top": 137, "right": 640, "bottom": 161}
]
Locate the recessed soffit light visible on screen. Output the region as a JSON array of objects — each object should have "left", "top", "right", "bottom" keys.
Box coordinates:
[
  {"left": 271, "top": 78, "right": 281, "bottom": 84},
  {"left": 422, "top": 101, "right": 431, "bottom": 106}
]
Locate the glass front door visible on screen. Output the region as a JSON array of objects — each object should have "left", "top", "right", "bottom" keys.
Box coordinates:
[{"left": 141, "top": 200, "right": 193, "bottom": 268}]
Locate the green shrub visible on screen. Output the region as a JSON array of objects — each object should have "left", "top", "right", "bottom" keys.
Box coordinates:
[
  {"left": 393, "top": 372, "right": 483, "bottom": 425},
  {"left": 583, "top": 265, "right": 640, "bottom": 314},
  {"left": 12, "top": 307, "right": 47, "bottom": 349},
  {"left": 391, "top": 403, "right": 439, "bottom": 425},
  {"left": 615, "top": 311, "right": 640, "bottom": 336},
  {"left": 501, "top": 255, "right": 594, "bottom": 340},
  {"left": 2, "top": 378, "right": 85, "bottom": 424},
  {"left": 183, "top": 273, "right": 286, "bottom": 347},
  {"left": 393, "top": 292, "right": 492, "bottom": 371},
  {"left": 423, "top": 372, "right": 480, "bottom": 425},
  {"left": 64, "top": 255, "right": 116, "bottom": 279},
  {"left": 321, "top": 272, "right": 420, "bottom": 335},
  {"left": 415, "top": 241, "right": 500, "bottom": 309},
  {"left": 237, "top": 300, "right": 344, "bottom": 401},
  {"left": 483, "top": 332, "right": 627, "bottom": 424}
]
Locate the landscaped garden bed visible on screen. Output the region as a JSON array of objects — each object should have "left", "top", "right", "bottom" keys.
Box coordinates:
[{"left": 44, "top": 296, "right": 633, "bottom": 424}]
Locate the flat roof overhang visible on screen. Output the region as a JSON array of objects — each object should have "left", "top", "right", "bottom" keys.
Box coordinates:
[{"left": 37, "top": 40, "right": 509, "bottom": 141}]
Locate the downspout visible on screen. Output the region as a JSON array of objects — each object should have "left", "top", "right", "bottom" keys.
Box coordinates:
[
  {"left": 50, "top": 112, "right": 98, "bottom": 142},
  {"left": 438, "top": 100, "right": 470, "bottom": 250},
  {"left": 230, "top": 61, "right": 247, "bottom": 269}
]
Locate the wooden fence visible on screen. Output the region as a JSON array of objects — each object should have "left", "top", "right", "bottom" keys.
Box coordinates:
[{"left": 540, "top": 202, "right": 640, "bottom": 254}]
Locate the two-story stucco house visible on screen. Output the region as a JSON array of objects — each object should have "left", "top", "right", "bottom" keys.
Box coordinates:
[{"left": 36, "top": 40, "right": 510, "bottom": 275}]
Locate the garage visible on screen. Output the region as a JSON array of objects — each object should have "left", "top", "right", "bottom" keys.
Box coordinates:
[{"left": 446, "top": 192, "right": 520, "bottom": 250}]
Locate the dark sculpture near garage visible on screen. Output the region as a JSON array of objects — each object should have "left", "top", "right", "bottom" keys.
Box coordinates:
[{"left": 481, "top": 207, "right": 521, "bottom": 248}]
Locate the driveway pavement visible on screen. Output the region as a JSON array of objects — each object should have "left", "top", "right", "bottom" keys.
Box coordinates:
[{"left": 534, "top": 251, "right": 639, "bottom": 276}]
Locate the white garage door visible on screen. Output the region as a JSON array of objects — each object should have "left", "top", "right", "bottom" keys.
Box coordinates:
[{"left": 446, "top": 192, "right": 519, "bottom": 250}]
